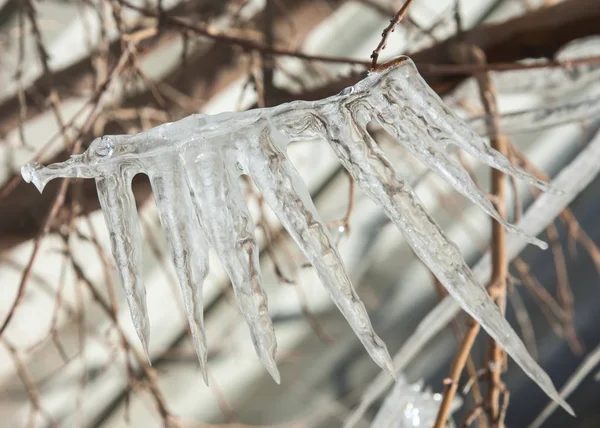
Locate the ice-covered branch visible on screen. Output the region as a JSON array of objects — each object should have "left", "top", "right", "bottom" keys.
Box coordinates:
[{"left": 22, "top": 56, "right": 571, "bottom": 413}]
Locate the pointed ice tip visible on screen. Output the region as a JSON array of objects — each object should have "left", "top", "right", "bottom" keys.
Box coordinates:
[
  {"left": 536, "top": 240, "right": 549, "bottom": 251},
  {"left": 138, "top": 334, "right": 151, "bottom": 366},
  {"left": 529, "top": 236, "right": 549, "bottom": 251},
  {"left": 561, "top": 399, "right": 575, "bottom": 417},
  {"left": 532, "top": 178, "right": 565, "bottom": 196},
  {"left": 384, "top": 363, "right": 397, "bottom": 381},
  {"left": 265, "top": 361, "right": 281, "bottom": 384},
  {"left": 196, "top": 353, "right": 209, "bottom": 385},
  {"left": 379, "top": 351, "right": 396, "bottom": 380},
  {"left": 143, "top": 348, "right": 152, "bottom": 366},
  {"left": 199, "top": 366, "right": 209, "bottom": 386}
]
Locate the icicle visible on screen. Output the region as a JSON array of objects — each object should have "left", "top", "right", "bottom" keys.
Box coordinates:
[
  {"left": 96, "top": 170, "right": 150, "bottom": 362},
  {"left": 356, "top": 101, "right": 548, "bottom": 249},
  {"left": 21, "top": 55, "right": 575, "bottom": 412},
  {"left": 147, "top": 156, "right": 210, "bottom": 383},
  {"left": 246, "top": 122, "right": 394, "bottom": 376},
  {"left": 182, "top": 147, "right": 280, "bottom": 383},
  {"left": 374, "top": 59, "right": 557, "bottom": 193},
  {"left": 319, "top": 106, "right": 573, "bottom": 416}
]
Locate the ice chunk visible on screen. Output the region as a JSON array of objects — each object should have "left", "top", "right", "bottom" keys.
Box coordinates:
[
  {"left": 247, "top": 121, "right": 394, "bottom": 375},
  {"left": 21, "top": 56, "right": 571, "bottom": 414},
  {"left": 96, "top": 172, "right": 150, "bottom": 361},
  {"left": 182, "top": 147, "right": 279, "bottom": 382},
  {"left": 147, "top": 155, "right": 210, "bottom": 382}
]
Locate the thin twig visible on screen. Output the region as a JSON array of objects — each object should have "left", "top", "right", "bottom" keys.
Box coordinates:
[
  {"left": 370, "top": 0, "right": 414, "bottom": 69},
  {"left": 473, "top": 51, "right": 512, "bottom": 427},
  {"left": 434, "top": 318, "right": 480, "bottom": 428},
  {"left": 546, "top": 224, "right": 585, "bottom": 355}
]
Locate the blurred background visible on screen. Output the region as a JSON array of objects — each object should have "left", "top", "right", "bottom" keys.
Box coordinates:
[{"left": 0, "top": 0, "right": 599, "bottom": 427}]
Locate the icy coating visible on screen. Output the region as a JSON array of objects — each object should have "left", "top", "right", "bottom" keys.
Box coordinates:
[{"left": 22, "top": 57, "right": 571, "bottom": 413}]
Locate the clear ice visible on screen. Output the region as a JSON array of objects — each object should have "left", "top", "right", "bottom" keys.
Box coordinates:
[
  {"left": 371, "top": 376, "right": 460, "bottom": 428},
  {"left": 21, "top": 56, "right": 572, "bottom": 413}
]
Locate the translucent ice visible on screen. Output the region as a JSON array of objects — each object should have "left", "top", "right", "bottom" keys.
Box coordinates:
[
  {"left": 22, "top": 56, "right": 571, "bottom": 413},
  {"left": 371, "top": 376, "right": 461, "bottom": 428}
]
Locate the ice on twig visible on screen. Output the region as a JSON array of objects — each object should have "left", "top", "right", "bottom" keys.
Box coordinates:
[{"left": 22, "top": 56, "right": 571, "bottom": 413}]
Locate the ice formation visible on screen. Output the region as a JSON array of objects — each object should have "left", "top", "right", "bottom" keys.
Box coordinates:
[
  {"left": 21, "top": 56, "right": 571, "bottom": 413},
  {"left": 371, "top": 377, "right": 461, "bottom": 428}
]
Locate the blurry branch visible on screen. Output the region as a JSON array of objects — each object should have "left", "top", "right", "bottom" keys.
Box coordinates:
[
  {"left": 530, "top": 344, "right": 600, "bottom": 428},
  {"left": 545, "top": 223, "right": 585, "bottom": 355},
  {"left": 0, "top": 48, "right": 133, "bottom": 336},
  {"left": 509, "top": 148, "right": 600, "bottom": 280},
  {"left": 509, "top": 143, "right": 599, "bottom": 354},
  {"left": 506, "top": 282, "right": 537, "bottom": 359},
  {"left": 1, "top": 339, "right": 56, "bottom": 427},
  {"left": 118, "top": 0, "right": 369, "bottom": 66},
  {"left": 0, "top": 0, "right": 321, "bottom": 138},
  {"left": 69, "top": 254, "right": 179, "bottom": 427},
  {"left": 512, "top": 258, "right": 565, "bottom": 337},
  {"left": 355, "top": 0, "right": 440, "bottom": 43}
]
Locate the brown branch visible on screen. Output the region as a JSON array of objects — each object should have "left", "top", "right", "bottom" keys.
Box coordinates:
[
  {"left": 472, "top": 55, "right": 509, "bottom": 428},
  {"left": 369, "top": 0, "right": 414, "bottom": 69},
  {"left": 507, "top": 281, "right": 538, "bottom": 360},
  {"left": 509, "top": 143, "right": 593, "bottom": 353},
  {"left": 546, "top": 224, "right": 585, "bottom": 355},
  {"left": 434, "top": 318, "right": 480, "bottom": 428},
  {"left": 117, "top": 0, "right": 371, "bottom": 67},
  {"left": 513, "top": 258, "right": 565, "bottom": 336}
]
